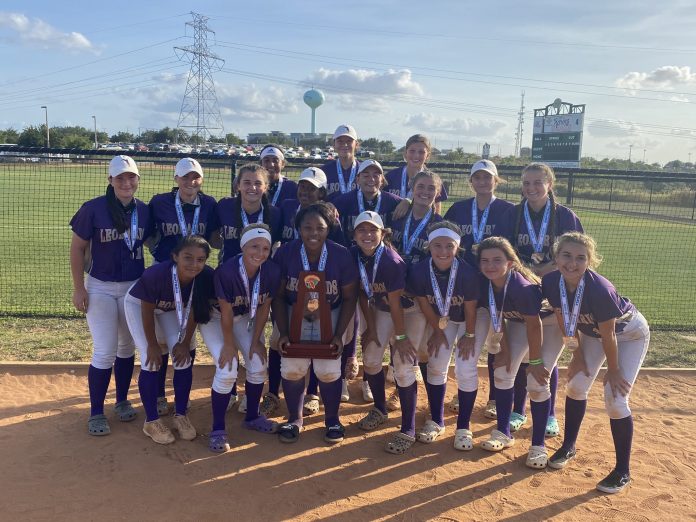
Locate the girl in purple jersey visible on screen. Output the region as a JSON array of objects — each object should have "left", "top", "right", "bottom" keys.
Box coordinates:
[
  {"left": 502, "top": 163, "right": 583, "bottom": 439},
  {"left": 349, "top": 211, "right": 420, "bottom": 441},
  {"left": 148, "top": 157, "right": 218, "bottom": 416},
  {"left": 322, "top": 124, "right": 360, "bottom": 201},
  {"left": 124, "top": 236, "right": 214, "bottom": 445},
  {"left": 405, "top": 221, "right": 479, "bottom": 448},
  {"left": 543, "top": 233, "right": 649, "bottom": 494},
  {"left": 478, "top": 237, "right": 563, "bottom": 469},
  {"left": 444, "top": 159, "right": 513, "bottom": 418},
  {"left": 272, "top": 202, "right": 359, "bottom": 444},
  {"left": 201, "top": 224, "right": 281, "bottom": 452},
  {"left": 260, "top": 144, "right": 298, "bottom": 206},
  {"left": 70, "top": 155, "right": 152, "bottom": 437}
]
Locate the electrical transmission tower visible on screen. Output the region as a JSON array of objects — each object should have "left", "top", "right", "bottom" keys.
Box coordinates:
[
  {"left": 175, "top": 12, "right": 224, "bottom": 143},
  {"left": 514, "top": 91, "right": 525, "bottom": 157}
]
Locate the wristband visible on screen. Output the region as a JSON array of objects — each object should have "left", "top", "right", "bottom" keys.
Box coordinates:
[
  {"left": 462, "top": 331, "right": 475, "bottom": 338},
  {"left": 529, "top": 359, "right": 544, "bottom": 366},
  {"left": 395, "top": 334, "right": 408, "bottom": 341}
]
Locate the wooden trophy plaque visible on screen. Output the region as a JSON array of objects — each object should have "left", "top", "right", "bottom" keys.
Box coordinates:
[{"left": 285, "top": 270, "right": 337, "bottom": 359}]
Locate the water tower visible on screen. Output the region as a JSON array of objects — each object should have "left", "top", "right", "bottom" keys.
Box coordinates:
[{"left": 303, "top": 89, "right": 325, "bottom": 135}]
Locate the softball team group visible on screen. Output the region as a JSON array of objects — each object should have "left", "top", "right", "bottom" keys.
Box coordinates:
[{"left": 70, "top": 124, "right": 650, "bottom": 495}]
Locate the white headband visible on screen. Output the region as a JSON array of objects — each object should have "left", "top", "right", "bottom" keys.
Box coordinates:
[
  {"left": 427, "top": 228, "right": 461, "bottom": 245},
  {"left": 260, "top": 147, "right": 284, "bottom": 161},
  {"left": 240, "top": 228, "right": 272, "bottom": 249}
]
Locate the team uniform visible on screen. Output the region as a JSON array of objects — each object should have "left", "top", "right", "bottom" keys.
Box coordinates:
[
  {"left": 278, "top": 198, "right": 345, "bottom": 245},
  {"left": 267, "top": 176, "right": 298, "bottom": 207},
  {"left": 332, "top": 188, "right": 403, "bottom": 246},
  {"left": 216, "top": 197, "right": 282, "bottom": 263},
  {"left": 385, "top": 165, "right": 448, "bottom": 203},
  {"left": 322, "top": 159, "right": 360, "bottom": 202},
  {"left": 70, "top": 194, "right": 153, "bottom": 432},
  {"left": 390, "top": 207, "right": 443, "bottom": 267}
]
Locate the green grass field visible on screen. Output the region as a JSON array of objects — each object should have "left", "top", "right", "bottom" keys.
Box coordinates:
[{"left": 1, "top": 161, "right": 695, "bottom": 331}]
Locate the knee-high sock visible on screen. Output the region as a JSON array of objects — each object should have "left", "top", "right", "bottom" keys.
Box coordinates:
[
  {"left": 319, "top": 378, "right": 343, "bottom": 427},
  {"left": 88, "top": 365, "right": 112, "bottom": 416},
  {"left": 495, "top": 387, "right": 514, "bottom": 437},
  {"left": 282, "top": 378, "right": 305, "bottom": 426},
  {"left": 428, "top": 383, "right": 446, "bottom": 427},
  {"left": 244, "top": 381, "right": 264, "bottom": 422},
  {"left": 173, "top": 366, "right": 193, "bottom": 416},
  {"left": 610, "top": 416, "right": 633, "bottom": 475},
  {"left": 487, "top": 353, "right": 496, "bottom": 401},
  {"left": 513, "top": 363, "right": 529, "bottom": 415},
  {"left": 562, "top": 397, "right": 587, "bottom": 451},
  {"left": 365, "top": 371, "right": 386, "bottom": 414},
  {"left": 456, "top": 390, "right": 477, "bottom": 430},
  {"left": 306, "top": 362, "right": 319, "bottom": 396},
  {"left": 418, "top": 362, "right": 429, "bottom": 387},
  {"left": 267, "top": 349, "right": 282, "bottom": 396},
  {"left": 399, "top": 382, "right": 418, "bottom": 437},
  {"left": 530, "top": 399, "right": 551, "bottom": 446},
  {"left": 549, "top": 366, "right": 559, "bottom": 417},
  {"left": 157, "top": 354, "right": 169, "bottom": 398},
  {"left": 211, "top": 389, "right": 232, "bottom": 432},
  {"left": 138, "top": 370, "right": 159, "bottom": 422},
  {"left": 114, "top": 355, "right": 135, "bottom": 403}
]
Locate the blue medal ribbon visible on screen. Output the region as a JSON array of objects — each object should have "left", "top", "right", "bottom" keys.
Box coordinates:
[
  {"left": 471, "top": 196, "right": 495, "bottom": 244},
  {"left": 271, "top": 177, "right": 284, "bottom": 206},
  {"left": 358, "top": 243, "right": 385, "bottom": 300},
  {"left": 175, "top": 192, "right": 200, "bottom": 237},
  {"left": 523, "top": 199, "right": 551, "bottom": 254},
  {"left": 171, "top": 264, "right": 194, "bottom": 343},
  {"left": 488, "top": 271, "right": 512, "bottom": 333},
  {"left": 400, "top": 166, "right": 413, "bottom": 198},
  {"left": 403, "top": 208, "right": 432, "bottom": 255},
  {"left": 239, "top": 257, "right": 261, "bottom": 328},
  {"left": 241, "top": 203, "right": 264, "bottom": 228},
  {"left": 300, "top": 242, "right": 328, "bottom": 272},
  {"left": 357, "top": 190, "right": 382, "bottom": 214},
  {"left": 122, "top": 206, "right": 138, "bottom": 254},
  {"left": 559, "top": 275, "right": 585, "bottom": 337},
  {"left": 429, "top": 258, "right": 459, "bottom": 319},
  {"left": 337, "top": 159, "right": 357, "bottom": 194}
]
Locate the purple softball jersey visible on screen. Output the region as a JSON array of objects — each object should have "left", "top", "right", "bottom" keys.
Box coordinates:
[
  {"left": 332, "top": 189, "right": 403, "bottom": 245},
  {"left": 384, "top": 166, "right": 449, "bottom": 203},
  {"left": 389, "top": 209, "right": 443, "bottom": 267},
  {"left": 349, "top": 244, "right": 406, "bottom": 313},
  {"left": 478, "top": 271, "right": 543, "bottom": 323},
  {"left": 279, "top": 198, "right": 346, "bottom": 245},
  {"left": 268, "top": 176, "right": 298, "bottom": 207},
  {"left": 542, "top": 270, "right": 636, "bottom": 338},
  {"left": 149, "top": 190, "right": 219, "bottom": 263},
  {"left": 70, "top": 195, "right": 153, "bottom": 282},
  {"left": 406, "top": 256, "right": 480, "bottom": 323},
  {"left": 272, "top": 239, "right": 359, "bottom": 310},
  {"left": 214, "top": 254, "right": 281, "bottom": 317},
  {"left": 216, "top": 196, "right": 282, "bottom": 263},
  {"left": 322, "top": 159, "right": 360, "bottom": 201}
]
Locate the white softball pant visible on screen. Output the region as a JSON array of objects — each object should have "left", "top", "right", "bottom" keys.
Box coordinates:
[
  {"left": 454, "top": 307, "right": 492, "bottom": 393},
  {"left": 85, "top": 275, "right": 136, "bottom": 370},
  {"left": 526, "top": 314, "right": 565, "bottom": 402},
  {"left": 566, "top": 312, "right": 649, "bottom": 419}
]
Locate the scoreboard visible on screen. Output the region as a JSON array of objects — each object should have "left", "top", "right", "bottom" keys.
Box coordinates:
[{"left": 531, "top": 104, "right": 585, "bottom": 168}]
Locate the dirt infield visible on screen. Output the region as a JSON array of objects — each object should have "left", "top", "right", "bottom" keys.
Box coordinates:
[{"left": 1, "top": 364, "right": 694, "bottom": 521}]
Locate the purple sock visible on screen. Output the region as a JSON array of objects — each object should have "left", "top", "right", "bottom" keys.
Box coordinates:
[
  {"left": 88, "top": 365, "right": 112, "bottom": 416},
  {"left": 173, "top": 366, "right": 193, "bottom": 416},
  {"left": 456, "top": 389, "right": 478, "bottom": 430},
  {"left": 610, "top": 416, "right": 633, "bottom": 475},
  {"left": 157, "top": 353, "right": 168, "bottom": 398},
  {"left": 138, "top": 370, "right": 159, "bottom": 422},
  {"left": 319, "top": 378, "right": 343, "bottom": 427},
  {"left": 487, "top": 353, "right": 496, "bottom": 401},
  {"left": 365, "top": 370, "right": 386, "bottom": 414},
  {"left": 549, "top": 366, "right": 559, "bottom": 417},
  {"left": 418, "top": 362, "right": 429, "bottom": 386},
  {"left": 307, "top": 363, "right": 319, "bottom": 396},
  {"left": 282, "top": 378, "right": 305, "bottom": 426},
  {"left": 244, "top": 381, "right": 264, "bottom": 422},
  {"left": 268, "top": 349, "right": 282, "bottom": 396},
  {"left": 211, "top": 389, "right": 232, "bottom": 431},
  {"left": 530, "top": 399, "right": 551, "bottom": 446},
  {"left": 496, "top": 387, "right": 514, "bottom": 437},
  {"left": 562, "top": 397, "right": 587, "bottom": 451},
  {"left": 398, "top": 382, "right": 418, "bottom": 437},
  {"left": 114, "top": 355, "right": 134, "bottom": 403},
  {"left": 513, "top": 363, "right": 529, "bottom": 415},
  {"left": 428, "top": 383, "right": 446, "bottom": 427},
  {"left": 340, "top": 334, "right": 357, "bottom": 378}
]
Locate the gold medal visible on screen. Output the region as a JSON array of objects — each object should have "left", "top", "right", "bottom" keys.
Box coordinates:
[
  {"left": 531, "top": 252, "right": 545, "bottom": 264},
  {"left": 471, "top": 243, "right": 479, "bottom": 255},
  {"left": 307, "top": 298, "right": 319, "bottom": 312},
  {"left": 563, "top": 336, "right": 579, "bottom": 351},
  {"left": 438, "top": 316, "right": 449, "bottom": 330}
]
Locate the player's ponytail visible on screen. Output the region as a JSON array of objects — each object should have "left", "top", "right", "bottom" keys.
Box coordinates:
[{"left": 105, "top": 184, "right": 131, "bottom": 234}]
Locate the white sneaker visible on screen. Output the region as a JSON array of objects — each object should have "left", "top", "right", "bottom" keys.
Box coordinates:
[
  {"left": 238, "top": 394, "right": 248, "bottom": 414},
  {"left": 361, "top": 381, "right": 374, "bottom": 402},
  {"left": 173, "top": 414, "right": 197, "bottom": 441},
  {"left": 340, "top": 379, "right": 350, "bottom": 402},
  {"left": 386, "top": 365, "right": 395, "bottom": 384},
  {"left": 143, "top": 419, "right": 175, "bottom": 445}
]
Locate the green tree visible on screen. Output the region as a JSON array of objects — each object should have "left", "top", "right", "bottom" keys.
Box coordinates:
[
  {"left": 225, "top": 132, "right": 244, "bottom": 145},
  {"left": 18, "top": 125, "right": 44, "bottom": 147},
  {"left": 0, "top": 128, "right": 19, "bottom": 143},
  {"left": 110, "top": 131, "right": 135, "bottom": 143}
]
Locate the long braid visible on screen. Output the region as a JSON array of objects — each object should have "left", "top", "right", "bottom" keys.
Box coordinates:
[
  {"left": 546, "top": 191, "right": 558, "bottom": 256},
  {"left": 106, "top": 185, "right": 128, "bottom": 233},
  {"left": 512, "top": 198, "right": 526, "bottom": 249}
]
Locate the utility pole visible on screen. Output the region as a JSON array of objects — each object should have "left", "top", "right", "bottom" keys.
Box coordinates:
[
  {"left": 92, "top": 116, "right": 98, "bottom": 149},
  {"left": 514, "top": 91, "right": 525, "bottom": 157},
  {"left": 40, "top": 106, "right": 50, "bottom": 148}
]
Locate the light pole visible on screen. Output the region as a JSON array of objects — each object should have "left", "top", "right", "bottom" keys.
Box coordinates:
[
  {"left": 628, "top": 144, "right": 633, "bottom": 163},
  {"left": 40, "top": 105, "right": 50, "bottom": 148},
  {"left": 643, "top": 149, "right": 646, "bottom": 163},
  {"left": 92, "top": 116, "right": 98, "bottom": 149}
]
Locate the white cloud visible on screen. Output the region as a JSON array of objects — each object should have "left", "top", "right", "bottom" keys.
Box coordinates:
[
  {"left": 403, "top": 112, "right": 507, "bottom": 138},
  {"left": 0, "top": 12, "right": 95, "bottom": 53},
  {"left": 615, "top": 65, "right": 696, "bottom": 94},
  {"left": 587, "top": 120, "right": 640, "bottom": 138}
]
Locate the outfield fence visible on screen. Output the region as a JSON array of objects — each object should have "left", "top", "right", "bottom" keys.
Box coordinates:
[{"left": 1, "top": 146, "right": 694, "bottom": 331}]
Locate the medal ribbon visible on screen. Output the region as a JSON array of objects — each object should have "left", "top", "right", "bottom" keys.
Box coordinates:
[
  {"left": 337, "top": 159, "right": 357, "bottom": 194},
  {"left": 471, "top": 196, "right": 496, "bottom": 244},
  {"left": 429, "top": 257, "right": 459, "bottom": 318},
  {"left": 171, "top": 264, "right": 194, "bottom": 343},
  {"left": 241, "top": 203, "right": 264, "bottom": 228},
  {"left": 239, "top": 257, "right": 261, "bottom": 322},
  {"left": 175, "top": 192, "right": 200, "bottom": 237},
  {"left": 122, "top": 206, "right": 138, "bottom": 253},
  {"left": 488, "top": 271, "right": 512, "bottom": 333},
  {"left": 524, "top": 199, "right": 551, "bottom": 253},
  {"left": 559, "top": 275, "right": 585, "bottom": 337},
  {"left": 357, "top": 190, "right": 382, "bottom": 214},
  {"left": 358, "top": 243, "right": 385, "bottom": 300},
  {"left": 271, "top": 176, "right": 284, "bottom": 206},
  {"left": 300, "top": 242, "right": 328, "bottom": 272},
  {"left": 403, "top": 208, "right": 432, "bottom": 255},
  {"left": 400, "top": 166, "right": 413, "bottom": 198}
]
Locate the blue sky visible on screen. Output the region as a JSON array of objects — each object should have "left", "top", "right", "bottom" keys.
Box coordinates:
[{"left": 1, "top": 1, "right": 695, "bottom": 163}]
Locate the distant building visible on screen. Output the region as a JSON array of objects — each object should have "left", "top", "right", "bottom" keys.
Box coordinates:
[{"left": 247, "top": 131, "right": 333, "bottom": 147}]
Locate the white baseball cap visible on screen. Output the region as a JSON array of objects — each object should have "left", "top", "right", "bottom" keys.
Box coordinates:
[
  {"left": 175, "top": 157, "right": 204, "bottom": 178},
  {"left": 333, "top": 124, "right": 358, "bottom": 141},
  {"left": 108, "top": 155, "right": 139, "bottom": 178},
  {"left": 354, "top": 210, "right": 384, "bottom": 230},
  {"left": 357, "top": 159, "right": 383, "bottom": 175},
  {"left": 299, "top": 167, "right": 327, "bottom": 189},
  {"left": 470, "top": 159, "right": 498, "bottom": 178}
]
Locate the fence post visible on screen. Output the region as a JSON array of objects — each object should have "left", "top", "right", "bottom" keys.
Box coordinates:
[
  {"left": 566, "top": 171, "right": 574, "bottom": 205},
  {"left": 608, "top": 180, "right": 613, "bottom": 211},
  {"left": 230, "top": 159, "right": 237, "bottom": 197},
  {"left": 692, "top": 189, "right": 696, "bottom": 220},
  {"left": 648, "top": 182, "right": 653, "bottom": 214}
]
